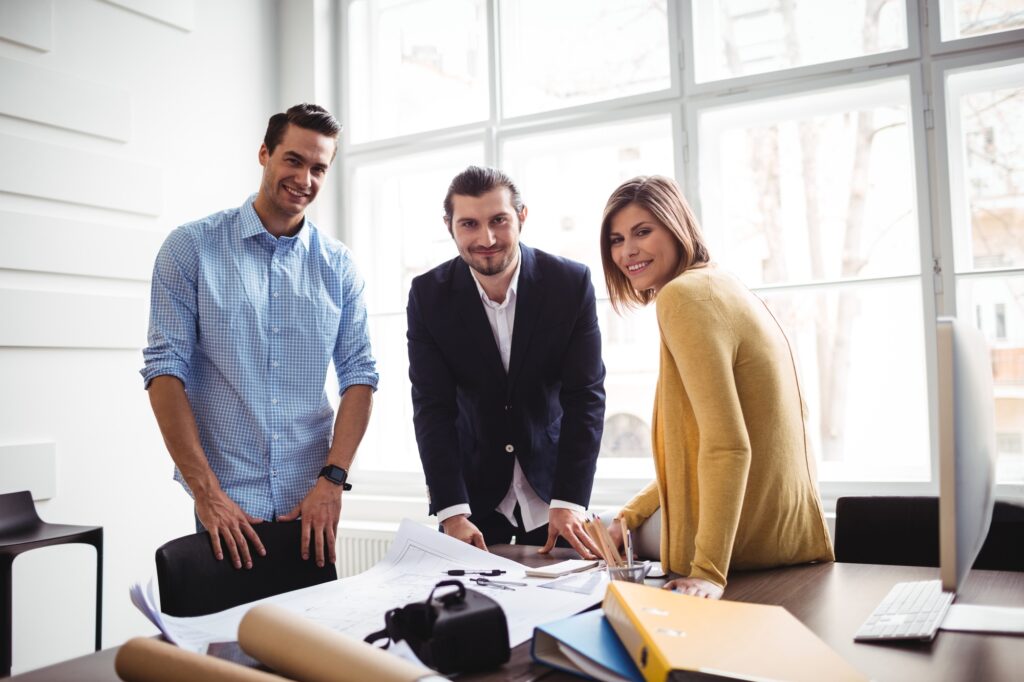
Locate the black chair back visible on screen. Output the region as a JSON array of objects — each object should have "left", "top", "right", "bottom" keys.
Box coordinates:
[
  {"left": 155, "top": 520, "right": 338, "bottom": 617},
  {"left": 0, "top": 491, "right": 42, "bottom": 534},
  {"left": 834, "top": 496, "right": 1024, "bottom": 571}
]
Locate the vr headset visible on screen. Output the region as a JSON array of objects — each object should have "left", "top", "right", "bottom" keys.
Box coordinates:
[{"left": 364, "top": 579, "right": 510, "bottom": 674}]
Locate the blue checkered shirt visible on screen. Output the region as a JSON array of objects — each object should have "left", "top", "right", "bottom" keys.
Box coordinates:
[{"left": 141, "top": 196, "right": 378, "bottom": 520}]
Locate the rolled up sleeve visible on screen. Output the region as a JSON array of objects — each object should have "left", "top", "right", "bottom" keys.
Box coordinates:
[
  {"left": 141, "top": 230, "right": 199, "bottom": 389},
  {"left": 332, "top": 250, "right": 379, "bottom": 394}
]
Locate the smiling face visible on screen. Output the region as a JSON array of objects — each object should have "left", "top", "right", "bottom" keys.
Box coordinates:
[
  {"left": 254, "top": 123, "right": 335, "bottom": 235},
  {"left": 448, "top": 187, "right": 525, "bottom": 279},
  {"left": 608, "top": 202, "right": 682, "bottom": 294}
]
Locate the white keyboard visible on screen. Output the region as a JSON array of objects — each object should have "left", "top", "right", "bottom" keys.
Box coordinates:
[{"left": 854, "top": 580, "right": 954, "bottom": 642}]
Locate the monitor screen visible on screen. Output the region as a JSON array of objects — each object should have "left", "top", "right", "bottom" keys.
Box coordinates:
[{"left": 937, "top": 316, "right": 998, "bottom": 593}]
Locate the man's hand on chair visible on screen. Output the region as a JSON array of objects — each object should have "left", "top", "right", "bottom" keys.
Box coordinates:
[
  {"left": 195, "top": 489, "right": 265, "bottom": 569},
  {"left": 277, "top": 478, "right": 342, "bottom": 568}
]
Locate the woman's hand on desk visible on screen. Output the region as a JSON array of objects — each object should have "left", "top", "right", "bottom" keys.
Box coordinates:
[{"left": 664, "top": 577, "right": 724, "bottom": 599}]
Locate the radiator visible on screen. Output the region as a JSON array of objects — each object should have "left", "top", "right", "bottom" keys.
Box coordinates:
[{"left": 337, "top": 525, "right": 396, "bottom": 577}]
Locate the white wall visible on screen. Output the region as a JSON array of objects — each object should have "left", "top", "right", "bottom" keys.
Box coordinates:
[{"left": 0, "top": 0, "right": 280, "bottom": 673}]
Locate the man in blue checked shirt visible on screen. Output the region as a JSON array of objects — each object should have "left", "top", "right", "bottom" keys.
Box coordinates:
[{"left": 141, "top": 103, "right": 378, "bottom": 571}]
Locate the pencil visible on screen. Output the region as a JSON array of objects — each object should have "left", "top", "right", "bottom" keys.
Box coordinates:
[{"left": 618, "top": 517, "right": 629, "bottom": 566}]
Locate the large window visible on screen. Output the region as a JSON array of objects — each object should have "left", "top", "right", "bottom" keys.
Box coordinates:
[
  {"left": 339, "top": 0, "right": 1024, "bottom": 505},
  {"left": 945, "top": 57, "right": 1024, "bottom": 485}
]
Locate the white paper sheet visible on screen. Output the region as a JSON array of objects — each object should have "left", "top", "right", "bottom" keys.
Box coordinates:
[{"left": 130, "top": 518, "right": 606, "bottom": 651}]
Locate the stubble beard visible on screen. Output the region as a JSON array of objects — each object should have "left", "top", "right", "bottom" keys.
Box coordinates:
[{"left": 466, "top": 247, "right": 517, "bottom": 277}]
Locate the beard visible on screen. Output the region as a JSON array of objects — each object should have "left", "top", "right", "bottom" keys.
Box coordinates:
[{"left": 466, "top": 246, "right": 518, "bottom": 276}]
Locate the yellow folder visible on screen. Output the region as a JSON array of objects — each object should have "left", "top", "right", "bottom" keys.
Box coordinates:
[{"left": 603, "top": 581, "right": 868, "bottom": 682}]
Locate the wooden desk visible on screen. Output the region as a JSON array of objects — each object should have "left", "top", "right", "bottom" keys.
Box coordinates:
[{"left": 9, "top": 549, "right": 1024, "bottom": 681}]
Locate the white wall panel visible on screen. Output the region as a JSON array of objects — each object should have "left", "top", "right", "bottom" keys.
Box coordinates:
[
  {"left": 0, "top": 442, "right": 57, "bottom": 500},
  {"left": 0, "top": 0, "right": 52, "bottom": 51},
  {"left": 0, "top": 0, "right": 279, "bottom": 673},
  {"left": 101, "top": 0, "right": 195, "bottom": 32},
  {"left": 0, "top": 288, "right": 145, "bottom": 349},
  {"left": 0, "top": 134, "right": 161, "bottom": 216},
  {"left": 0, "top": 211, "right": 163, "bottom": 281},
  {"left": 0, "top": 57, "right": 131, "bottom": 141}
]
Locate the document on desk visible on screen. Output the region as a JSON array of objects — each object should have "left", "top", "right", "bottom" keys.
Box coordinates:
[{"left": 130, "top": 518, "right": 606, "bottom": 653}]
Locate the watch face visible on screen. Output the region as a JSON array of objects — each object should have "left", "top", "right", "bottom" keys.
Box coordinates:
[{"left": 321, "top": 465, "right": 347, "bottom": 484}]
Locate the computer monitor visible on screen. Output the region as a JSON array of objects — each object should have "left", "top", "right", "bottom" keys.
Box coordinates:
[
  {"left": 936, "top": 316, "right": 998, "bottom": 593},
  {"left": 854, "top": 316, "right": 1007, "bottom": 642}
]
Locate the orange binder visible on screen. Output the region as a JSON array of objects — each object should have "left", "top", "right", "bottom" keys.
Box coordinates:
[{"left": 603, "top": 582, "right": 868, "bottom": 682}]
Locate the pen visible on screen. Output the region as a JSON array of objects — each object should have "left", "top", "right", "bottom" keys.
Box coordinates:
[
  {"left": 470, "top": 577, "right": 527, "bottom": 587},
  {"left": 445, "top": 569, "right": 506, "bottom": 576}
]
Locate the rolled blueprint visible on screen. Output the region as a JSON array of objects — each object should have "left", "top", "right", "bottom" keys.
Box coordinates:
[
  {"left": 239, "top": 604, "right": 445, "bottom": 682},
  {"left": 115, "top": 637, "right": 285, "bottom": 682}
]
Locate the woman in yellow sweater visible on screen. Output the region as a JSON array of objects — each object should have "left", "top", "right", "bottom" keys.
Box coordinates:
[{"left": 601, "top": 175, "right": 833, "bottom": 598}]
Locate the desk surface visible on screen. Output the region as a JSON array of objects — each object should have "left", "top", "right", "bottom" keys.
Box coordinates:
[{"left": 11, "top": 547, "right": 1024, "bottom": 682}]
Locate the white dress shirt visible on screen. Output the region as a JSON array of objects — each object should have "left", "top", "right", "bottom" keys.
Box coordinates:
[{"left": 436, "top": 259, "right": 585, "bottom": 531}]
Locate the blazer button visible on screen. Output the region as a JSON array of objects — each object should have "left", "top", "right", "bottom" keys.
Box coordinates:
[{"left": 505, "top": 444, "right": 514, "bottom": 453}]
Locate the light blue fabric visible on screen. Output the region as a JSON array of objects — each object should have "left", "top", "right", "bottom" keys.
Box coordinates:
[{"left": 142, "top": 195, "right": 378, "bottom": 520}]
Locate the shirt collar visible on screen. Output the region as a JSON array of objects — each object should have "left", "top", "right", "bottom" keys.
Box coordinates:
[
  {"left": 470, "top": 249, "right": 521, "bottom": 308},
  {"left": 239, "top": 194, "right": 311, "bottom": 250}
]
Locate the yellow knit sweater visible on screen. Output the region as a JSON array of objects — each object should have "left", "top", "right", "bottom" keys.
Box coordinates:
[{"left": 619, "top": 265, "right": 834, "bottom": 588}]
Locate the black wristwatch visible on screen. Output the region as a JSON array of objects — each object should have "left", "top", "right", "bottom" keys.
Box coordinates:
[{"left": 318, "top": 464, "right": 352, "bottom": 491}]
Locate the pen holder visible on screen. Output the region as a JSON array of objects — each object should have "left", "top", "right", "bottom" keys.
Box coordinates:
[{"left": 606, "top": 562, "right": 651, "bottom": 584}]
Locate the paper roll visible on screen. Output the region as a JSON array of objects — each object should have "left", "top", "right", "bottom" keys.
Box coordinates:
[
  {"left": 239, "top": 604, "right": 443, "bottom": 682},
  {"left": 115, "top": 637, "right": 285, "bottom": 682}
]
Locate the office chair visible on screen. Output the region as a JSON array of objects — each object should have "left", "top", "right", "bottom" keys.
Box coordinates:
[
  {"left": 0, "top": 491, "right": 103, "bottom": 677},
  {"left": 834, "top": 496, "right": 1024, "bottom": 571},
  {"left": 155, "top": 520, "right": 338, "bottom": 617}
]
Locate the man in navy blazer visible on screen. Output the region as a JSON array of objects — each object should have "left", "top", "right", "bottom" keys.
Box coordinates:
[{"left": 407, "top": 166, "right": 606, "bottom": 557}]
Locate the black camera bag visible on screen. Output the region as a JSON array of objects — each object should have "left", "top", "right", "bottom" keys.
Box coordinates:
[{"left": 364, "top": 579, "right": 510, "bottom": 674}]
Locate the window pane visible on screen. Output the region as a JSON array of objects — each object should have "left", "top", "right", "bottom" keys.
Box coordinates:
[
  {"left": 349, "top": 146, "right": 484, "bottom": 473},
  {"left": 597, "top": 300, "right": 658, "bottom": 480},
  {"left": 698, "top": 78, "right": 920, "bottom": 287},
  {"left": 501, "top": 116, "right": 675, "bottom": 285},
  {"left": 940, "top": 0, "right": 1024, "bottom": 41},
  {"left": 349, "top": 144, "right": 484, "bottom": 313},
  {"left": 499, "top": 0, "right": 671, "bottom": 118},
  {"left": 347, "top": 0, "right": 488, "bottom": 143},
  {"left": 762, "top": 282, "right": 930, "bottom": 481},
  {"left": 946, "top": 61, "right": 1024, "bottom": 272},
  {"left": 958, "top": 276, "right": 1024, "bottom": 485},
  {"left": 692, "top": 0, "right": 908, "bottom": 83},
  {"left": 356, "top": 313, "right": 423, "bottom": 473}
]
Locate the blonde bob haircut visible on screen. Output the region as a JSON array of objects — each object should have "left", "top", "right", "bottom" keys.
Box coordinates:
[{"left": 600, "top": 175, "right": 710, "bottom": 312}]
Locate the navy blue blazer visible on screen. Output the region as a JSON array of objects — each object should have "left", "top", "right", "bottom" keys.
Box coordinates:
[{"left": 407, "top": 244, "right": 606, "bottom": 518}]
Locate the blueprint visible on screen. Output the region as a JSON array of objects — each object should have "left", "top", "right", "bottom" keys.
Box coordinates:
[{"left": 131, "top": 518, "right": 607, "bottom": 652}]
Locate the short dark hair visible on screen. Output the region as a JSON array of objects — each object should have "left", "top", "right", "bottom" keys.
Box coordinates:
[
  {"left": 443, "top": 166, "right": 525, "bottom": 224},
  {"left": 263, "top": 103, "right": 342, "bottom": 157}
]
